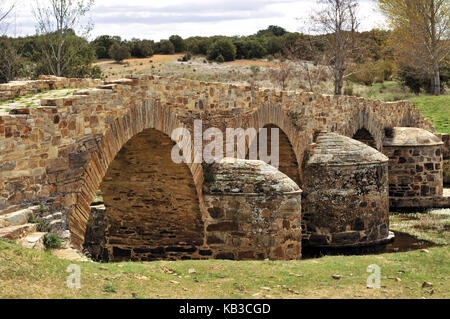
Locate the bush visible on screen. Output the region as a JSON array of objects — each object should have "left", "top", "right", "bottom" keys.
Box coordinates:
[
  {"left": 92, "top": 35, "right": 121, "bottom": 59},
  {"left": 216, "top": 55, "right": 225, "bottom": 63},
  {"left": 182, "top": 52, "right": 192, "bottom": 62},
  {"left": 347, "top": 60, "right": 385, "bottom": 86},
  {"left": 109, "top": 43, "right": 131, "bottom": 63},
  {"left": 169, "top": 35, "right": 185, "bottom": 53},
  {"left": 398, "top": 64, "right": 449, "bottom": 95},
  {"left": 44, "top": 233, "right": 61, "bottom": 249},
  {"left": 207, "top": 39, "right": 236, "bottom": 62},
  {"left": 160, "top": 40, "right": 175, "bottom": 54},
  {"left": 131, "top": 40, "right": 154, "bottom": 58}
]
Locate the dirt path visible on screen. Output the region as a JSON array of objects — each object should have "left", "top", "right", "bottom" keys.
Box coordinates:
[{"left": 94, "top": 54, "right": 184, "bottom": 66}]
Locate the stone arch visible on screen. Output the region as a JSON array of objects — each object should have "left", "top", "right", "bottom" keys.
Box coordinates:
[
  {"left": 345, "top": 110, "right": 386, "bottom": 151},
  {"left": 352, "top": 128, "right": 377, "bottom": 149},
  {"left": 69, "top": 101, "right": 205, "bottom": 253},
  {"left": 242, "top": 104, "right": 306, "bottom": 187}
]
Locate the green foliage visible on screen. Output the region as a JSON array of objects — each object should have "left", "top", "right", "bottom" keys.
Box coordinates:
[
  {"left": 181, "top": 52, "right": 192, "bottom": 62},
  {"left": 398, "top": 64, "right": 449, "bottom": 95},
  {"left": 103, "top": 284, "right": 117, "bottom": 293},
  {"left": 256, "top": 25, "right": 288, "bottom": 37},
  {"left": 233, "top": 38, "right": 267, "bottom": 59},
  {"left": 409, "top": 95, "right": 450, "bottom": 134},
  {"left": 92, "top": 35, "right": 122, "bottom": 59},
  {"left": 207, "top": 39, "right": 236, "bottom": 62},
  {"left": 169, "top": 35, "right": 185, "bottom": 53},
  {"left": 250, "top": 65, "right": 260, "bottom": 76},
  {"left": 0, "top": 37, "right": 23, "bottom": 83},
  {"left": 157, "top": 40, "right": 175, "bottom": 55},
  {"left": 44, "top": 233, "right": 61, "bottom": 249},
  {"left": 347, "top": 60, "right": 391, "bottom": 86},
  {"left": 130, "top": 39, "right": 154, "bottom": 58},
  {"left": 109, "top": 43, "right": 131, "bottom": 63}
]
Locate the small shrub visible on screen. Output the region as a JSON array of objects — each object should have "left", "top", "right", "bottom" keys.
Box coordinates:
[
  {"left": 44, "top": 233, "right": 61, "bottom": 249},
  {"left": 182, "top": 52, "right": 192, "bottom": 62},
  {"left": 28, "top": 215, "right": 38, "bottom": 224},
  {"left": 343, "top": 83, "right": 354, "bottom": 96},
  {"left": 250, "top": 65, "right": 261, "bottom": 77},
  {"left": 103, "top": 284, "right": 117, "bottom": 293},
  {"left": 109, "top": 43, "right": 131, "bottom": 63},
  {"left": 37, "top": 219, "right": 49, "bottom": 232},
  {"left": 216, "top": 55, "right": 225, "bottom": 63}
]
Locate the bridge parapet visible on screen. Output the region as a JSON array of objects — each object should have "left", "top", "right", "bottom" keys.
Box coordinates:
[
  {"left": 0, "top": 75, "right": 102, "bottom": 102},
  {"left": 0, "top": 75, "right": 443, "bottom": 249}
]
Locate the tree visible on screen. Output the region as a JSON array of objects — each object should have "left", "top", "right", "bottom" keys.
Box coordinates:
[
  {"left": 285, "top": 37, "right": 329, "bottom": 92},
  {"left": 92, "top": 35, "right": 121, "bottom": 59},
  {"left": 378, "top": 0, "right": 450, "bottom": 95},
  {"left": 34, "top": 0, "right": 95, "bottom": 77},
  {"left": 0, "top": 0, "right": 13, "bottom": 22},
  {"left": 207, "top": 39, "right": 237, "bottom": 62},
  {"left": 158, "top": 40, "right": 175, "bottom": 54},
  {"left": 35, "top": 31, "right": 100, "bottom": 78},
  {"left": 309, "top": 0, "right": 359, "bottom": 95},
  {"left": 169, "top": 35, "right": 185, "bottom": 53},
  {"left": 130, "top": 39, "right": 154, "bottom": 58},
  {"left": 0, "top": 0, "right": 14, "bottom": 34},
  {"left": 0, "top": 37, "right": 22, "bottom": 83},
  {"left": 109, "top": 42, "right": 130, "bottom": 63},
  {"left": 269, "top": 61, "right": 295, "bottom": 90}
]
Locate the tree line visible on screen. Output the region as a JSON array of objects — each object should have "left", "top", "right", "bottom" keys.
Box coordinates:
[{"left": 0, "top": 0, "right": 448, "bottom": 96}]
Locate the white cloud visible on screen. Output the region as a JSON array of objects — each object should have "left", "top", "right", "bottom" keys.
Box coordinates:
[{"left": 5, "top": 0, "right": 386, "bottom": 40}]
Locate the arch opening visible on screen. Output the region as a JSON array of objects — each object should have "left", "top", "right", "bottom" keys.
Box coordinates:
[
  {"left": 247, "top": 124, "right": 302, "bottom": 187},
  {"left": 83, "top": 128, "right": 204, "bottom": 262},
  {"left": 352, "top": 128, "right": 377, "bottom": 149}
]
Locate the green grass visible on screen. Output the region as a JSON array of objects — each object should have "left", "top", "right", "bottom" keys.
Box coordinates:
[
  {"left": 408, "top": 96, "right": 450, "bottom": 134},
  {"left": 0, "top": 238, "right": 448, "bottom": 299},
  {"left": 354, "top": 81, "right": 449, "bottom": 134},
  {"left": 358, "top": 81, "right": 417, "bottom": 101},
  {"left": 390, "top": 209, "right": 450, "bottom": 245}
]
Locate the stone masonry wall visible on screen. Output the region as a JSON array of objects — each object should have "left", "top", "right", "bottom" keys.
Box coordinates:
[
  {"left": 98, "top": 128, "right": 205, "bottom": 262},
  {"left": 0, "top": 75, "right": 436, "bottom": 248},
  {"left": 303, "top": 163, "right": 390, "bottom": 247},
  {"left": 0, "top": 75, "right": 102, "bottom": 101},
  {"left": 383, "top": 145, "right": 444, "bottom": 205}
]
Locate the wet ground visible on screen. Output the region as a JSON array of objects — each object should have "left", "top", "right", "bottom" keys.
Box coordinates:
[{"left": 302, "top": 231, "right": 439, "bottom": 259}]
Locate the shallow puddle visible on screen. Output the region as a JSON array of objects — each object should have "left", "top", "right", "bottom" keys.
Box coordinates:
[{"left": 302, "top": 231, "right": 439, "bottom": 259}]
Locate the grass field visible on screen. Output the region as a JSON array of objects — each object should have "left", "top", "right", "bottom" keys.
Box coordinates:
[
  {"left": 1, "top": 209, "right": 449, "bottom": 299},
  {"left": 0, "top": 239, "right": 447, "bottom": 299},
  {"left": 408, "top": 96, "right": 450, "bottom": 135},
  {"left": 357, "top": 81, "right": 449, "bottom": 134}
]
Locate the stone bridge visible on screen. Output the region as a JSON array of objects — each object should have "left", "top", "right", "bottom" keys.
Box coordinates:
[{"left": 0, "top": 75, "right": 448, "bottom": 261}]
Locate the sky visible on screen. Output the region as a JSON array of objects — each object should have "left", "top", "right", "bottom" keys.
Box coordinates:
[{"left": 4, "top": 0, "right": 387, "bottom": 41}]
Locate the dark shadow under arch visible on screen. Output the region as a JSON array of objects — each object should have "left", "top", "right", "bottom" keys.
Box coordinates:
[
  {"left": 248, "top": 124, "right": 302, "bottom": 187},
  {"left": 352, "top": 128, "right": 377, "bottom": 149},
  {"left": 84, "top": 128, "right": 204, "bottom": 262}
]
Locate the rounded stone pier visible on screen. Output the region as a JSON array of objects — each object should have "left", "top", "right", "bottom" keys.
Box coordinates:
[
  {"left": 203, "top": 158, "right": 303, "bottom": 260},
  {"left": 302, "top": 132, "right": 392, "bottom": 248},
  {"left": 383, "top": 127, "right": 444, "bottom": 208}
]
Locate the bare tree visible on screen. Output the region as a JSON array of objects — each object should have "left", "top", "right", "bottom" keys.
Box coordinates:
[
  {"left": 269, "top": 60, "right": 294, "bottom": 90},
  {"left": 309, "top": 0, "right": 359, "bottom": 95},
  {"left": 34, "top": 0, "right": 94, "bottom": 76},
  {"left": 0, "top": 1, "right": 14, "bottom": 22},
  {"left": 285, "top": 37, "right": 330, "bottom": 93},
  {"left": 0, "top": 0, "right": 15, "bottom": 34},
  {"left": 0, "top": 38, "right": 22, "bottom": 82}
]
